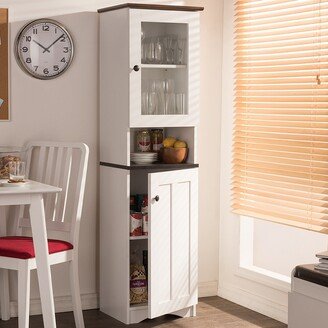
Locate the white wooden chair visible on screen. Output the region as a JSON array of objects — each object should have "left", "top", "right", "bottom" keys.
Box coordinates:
[{"left": 0, "top": 141, "right": 89, "bottom": 328}]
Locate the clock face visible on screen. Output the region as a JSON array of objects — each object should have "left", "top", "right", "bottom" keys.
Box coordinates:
[{"left": 15, "top": 19, "right": 74, "bottom": 80}]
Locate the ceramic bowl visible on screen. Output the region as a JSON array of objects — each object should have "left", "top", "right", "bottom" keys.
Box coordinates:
[{"left": 160, "top": 148, "right": 188, "bottom": 164}]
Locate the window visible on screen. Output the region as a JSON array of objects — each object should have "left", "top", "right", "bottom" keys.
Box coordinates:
[{"left": 232, "top": 0, "right": 328, "bottom": 233}]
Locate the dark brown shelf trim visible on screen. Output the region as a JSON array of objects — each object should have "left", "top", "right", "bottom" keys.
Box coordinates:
[
  {"left": 98, "top": 3, "right": 204, "bottom": 13},
  {"left": 100, "top": 161, "right": 199, "bottom": 171}
]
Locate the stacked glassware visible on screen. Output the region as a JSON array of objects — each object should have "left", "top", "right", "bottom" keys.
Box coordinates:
[
  {"left": 141, "top": 78, "right": 185, "bottom": 115},
  {"left": 141, "top": 34, "right": 186, "bottom": 65}
]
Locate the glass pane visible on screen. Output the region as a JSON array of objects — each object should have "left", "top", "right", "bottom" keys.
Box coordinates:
[{"left": 141, "top": 22, "right": 188, "bottom": 116}]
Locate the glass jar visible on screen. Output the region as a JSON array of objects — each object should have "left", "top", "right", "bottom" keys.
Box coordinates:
[
  {"left": 0, "top": 147, "right": 22, "bottom": 179},
  {"left": 137, "top": 129, "right": 151, "bottom": 152},
  {"left": 151, "top": 129, "right": 163, "bottom": 152}
]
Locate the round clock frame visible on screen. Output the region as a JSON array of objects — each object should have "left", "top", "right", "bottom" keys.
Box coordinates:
[{"left": 14, "top": 19, "right": 74, "bottom": 80}]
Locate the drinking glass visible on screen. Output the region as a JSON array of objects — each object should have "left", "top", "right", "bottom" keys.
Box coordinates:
[
  {"left": 165, "top": 93, "right": 176, "bottom": 115},
  {"left": 155, "top": 80, "right": 165, "bottom": 114},
  {"left": 141, "top": 28, "right": 146, "bottom": 63},
  {"left": 145, "top": 38, "right": 155, "bottom": 63},
  {"left": 148, "top": 92, "right": 158, "bottom": 115},
  {"left": 154, "top": 37, "right": 163, "bottom": 64},
  {"left": 163, "top": 35, "right": 173, "bottom": 64},
  {"left": 170, "top": 37, "right": 178, "bottom": 64},
  {"left": 177, "top": 38, "right": 186, "bottom": 64},
  {"left": 165, "top": 79, "right": 175, "bottom": 94},
  {"left": 141, "top": 92, "right": 149, "bottom": 115},
  {"left": 9, "top": 161, "right": 25, "bottom": 182},
  {"left": 176, "top": 93, "right": 186, "bottom": 114},
  {"left": 149, "top": 79, "right": 157, "bottom": 93}
]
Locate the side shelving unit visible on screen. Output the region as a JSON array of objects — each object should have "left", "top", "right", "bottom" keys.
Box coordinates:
[{"left": 99, "top": 3, "right": 203, "bottom": 325}]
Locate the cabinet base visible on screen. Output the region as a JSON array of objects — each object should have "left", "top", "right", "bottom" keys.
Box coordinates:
[
  {"left": 129, "top": 305, "right": 197, "bottom": 324},
  {"left": 171, "top": 305, "right": 196, "bottom": 318}
]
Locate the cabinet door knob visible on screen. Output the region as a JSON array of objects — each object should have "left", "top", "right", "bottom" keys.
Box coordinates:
[
  {"left": 154, "top": 195, "right": 160, "bottom": 202},
  {"left": 133, "top": 65, "right": 140, "bottom": 72}
]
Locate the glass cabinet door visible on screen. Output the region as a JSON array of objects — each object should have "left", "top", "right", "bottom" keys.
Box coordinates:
[{"left": 129, "top": 9, "right": 200, "bottom": 128}]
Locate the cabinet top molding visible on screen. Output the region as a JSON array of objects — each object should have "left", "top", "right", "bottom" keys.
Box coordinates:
[{"left": 98, "top": 3, "right": 204, "bottom": 13}]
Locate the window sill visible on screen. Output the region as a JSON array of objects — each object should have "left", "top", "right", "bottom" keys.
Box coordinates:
[{"left": 236, "top": 264, "right": 291, "bottom": 293}]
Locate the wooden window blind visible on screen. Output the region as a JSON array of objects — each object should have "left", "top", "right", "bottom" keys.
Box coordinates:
[{"left": 232, "top": 0, "right": 328, "bottom": 233}]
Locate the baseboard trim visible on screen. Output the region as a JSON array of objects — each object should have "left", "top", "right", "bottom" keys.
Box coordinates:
[
  {"left": 8, "top": 281, "right": 219, "bottom": 318},
  {"left": 9, "top": 293, "right": 99, "bottom": 318},
  {"left": 218, "top": 283, "right": 287, "bottom": 324},
  {"left": 198, "top": 281, "right": 218, "bottom": 297}
]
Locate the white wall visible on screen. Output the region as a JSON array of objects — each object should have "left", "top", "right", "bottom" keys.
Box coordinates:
[
  {"left": 185, "top": 0, "right": 223, "bottom": 295},
  {"left": 0, "top": 0, "right": 222, "bottom": 315},
  {"left": 253, "top": 220, "right": 328, "bottom": 277},
  {"left": 219, "top": 0, "right": 328, "bottom": 324},
  {"left": 1, "top": 9, "right": 99, "bottom": 314}
]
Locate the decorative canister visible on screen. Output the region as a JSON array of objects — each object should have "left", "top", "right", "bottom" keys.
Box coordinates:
[
  {"left": 137, "top": 129, "right": 151, "bottom": 152},
  {"left": 151, "top": 129, "right": 163, "bottom": 152}
]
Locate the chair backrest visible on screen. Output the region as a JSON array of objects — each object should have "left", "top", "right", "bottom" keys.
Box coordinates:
[{"left": 17, "top": 141, "right": 89, "bottom": 248}]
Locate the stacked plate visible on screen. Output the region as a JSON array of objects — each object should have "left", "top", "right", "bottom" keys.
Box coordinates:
[{"left": 131, "top": 152, "right": 158, "bottom": 164}]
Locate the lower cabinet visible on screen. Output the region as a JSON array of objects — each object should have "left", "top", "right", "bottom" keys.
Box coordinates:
[{"left": 100, "top": 166, "right": 198, "bottom": 324}]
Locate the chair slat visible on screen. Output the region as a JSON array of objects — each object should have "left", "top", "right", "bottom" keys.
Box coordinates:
[
  {"left": 44, "top": 147, "right": 54, "bottom": 184},
  {"left": 52, "top": 147, "right": 64, "bottom": 221},
  {"left": 55, "top": 148, "right": 72, "bottom": 222},
  {"left": 24, "top": 148, "right": 33, "bottom": 178},
  {"left": 36, "top": 146, "right": 46, "bottom": 182},
  {"left": 44, "top": 147, "right": 55, "bottom": 219}
]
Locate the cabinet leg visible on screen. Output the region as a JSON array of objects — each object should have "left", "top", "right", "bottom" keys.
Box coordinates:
[
  {"left": 171, "top": 305, "right": 196, "bottom": 318},
  {"left": 191, "top": 305, "right": 196, "bottom": 317}
]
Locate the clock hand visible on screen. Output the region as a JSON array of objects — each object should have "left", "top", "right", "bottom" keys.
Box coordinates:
[
  {"left": 32, "top": 40, "right": 50, "bottom": 53},
  {"left": 43, "top": 33, "right": 64, "bottom": 53}
]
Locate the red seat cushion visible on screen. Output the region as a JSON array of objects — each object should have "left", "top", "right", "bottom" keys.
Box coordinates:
[{"left": 0, "top": 236, "right": 73, "bottom": 259}]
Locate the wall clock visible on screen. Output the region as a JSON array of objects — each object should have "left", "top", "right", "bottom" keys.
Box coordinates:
[{"left": 15, "top": 19, "right": 74, "bottom": 80}]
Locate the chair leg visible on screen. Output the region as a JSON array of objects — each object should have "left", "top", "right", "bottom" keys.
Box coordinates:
[
  {"left": 18, "top": 262, "right": 30, "bottom": 328},
  {"left": 69, "top": 259, "right": 85, "bottom": 328},
  {"left": 0, "top": 269, "right": 11, "bottom": 320}
]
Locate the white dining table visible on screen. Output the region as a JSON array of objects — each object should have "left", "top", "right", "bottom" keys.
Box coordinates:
[{"left": 0, "top": 180, "right": 61, "bottom": 328}]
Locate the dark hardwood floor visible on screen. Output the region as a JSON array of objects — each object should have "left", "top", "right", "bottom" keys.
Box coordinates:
[{"left": 0, "top": 297, "right": 286, "bottom": 327}]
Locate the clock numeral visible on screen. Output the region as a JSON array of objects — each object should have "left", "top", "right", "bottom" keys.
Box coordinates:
[
  {"left": 26, "top": 58, "right": 31, "bottom": 64},
  {"left": 22, "top": 47, "right": 28, "bottom": 53},
  {"left": 63, "top": 47, "right": 69, "bottom": 53},
  {"left": 55, "top": 28, "right": 58, "bottom": 34},
  {"left": 42, "top": 25, "right": 49, "bottom": 31},
  {"left": 53, "top": 65, "right": 59, "bottom": 72},
  {"left": 60, "top": 36, "right": 66, "bottom": 42},
  {"left": 61, "top": 57, "right": 66, "bottom": 63},
  {"left": 43, "top": 68, "right": 49, "bottom": 75},
  {"left": 25, "top": 36, "right": 31, "bottom": 42},
  {"left": 33, "top": 28, "right": 38, "bottom": 34},
  {"left": 34, "top": 66, "right": 38, "bottom": 72}
]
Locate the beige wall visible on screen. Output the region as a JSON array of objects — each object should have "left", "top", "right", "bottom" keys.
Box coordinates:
[
  {"left": 0, "top": 0, "right": 222, "bottom": 313},
  {"left": 185, "top": 0, "right": 222, "bottom": 291},
  {"left": 2, "top": 11, "right": 99, "bottom": 310}
]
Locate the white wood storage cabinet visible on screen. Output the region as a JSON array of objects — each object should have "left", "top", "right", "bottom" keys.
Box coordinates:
[{"left": 98, "top": 3, "right": 203, "bottom": 325}]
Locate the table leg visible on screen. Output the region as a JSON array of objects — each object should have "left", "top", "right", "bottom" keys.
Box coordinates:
[
  {"left": 29, "top": 194, "right": 56, "bottom": 328},
  {"left": 0, "top": 206, "right": 10, "bottom": 320}
]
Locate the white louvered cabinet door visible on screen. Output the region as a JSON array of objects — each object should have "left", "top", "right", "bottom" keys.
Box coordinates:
[{"left": 148, "top": 168, "right": 198, "bottom": 318}]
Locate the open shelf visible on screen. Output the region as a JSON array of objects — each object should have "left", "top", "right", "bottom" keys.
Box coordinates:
[
  {"left": 130, "top": 163, "right": 198, "bottom": 170},
  {"left": 130, "top": 303, "right": 148, "bottom": 309},
  {"left": 100, "top": 162, "right": 199, "bottom": 171},
  {"left": 141, "top": 64, "right": 187, "bottom": 69},
  {"left": 130, "top": 235, "right": 148, "bottom": 240}
]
